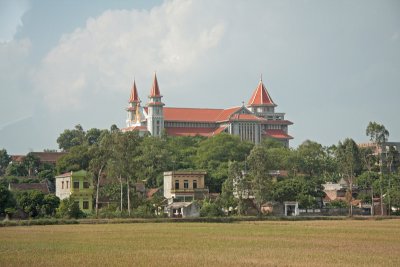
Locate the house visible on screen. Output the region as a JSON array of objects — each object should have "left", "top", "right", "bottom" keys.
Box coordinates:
[
  {"left": 163, "top": 171, "right": 209, "bottom": 217},
  {"left": 8, "top": 182, "right": 50, "bottom": 194},
  {"left": 55, "top": 170, "right": 94, "bottom": 213},
  {"left": 122, "top": 73, "right": 293, "bottom": 147},
  {"left": 11, "top": 151, "right": 68, "bottom": 166}
]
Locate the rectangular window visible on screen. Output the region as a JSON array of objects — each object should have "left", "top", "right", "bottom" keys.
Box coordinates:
[
  {"left": 175, "top": 180, "right": 179, "bottom": 190},
  {"left": 83, "top": 201, "right": 89, "bottom": 210},
  {"left": 61, "top": 181, "right": 64, "bottom": 189},
  {"left": 193, "top": 180, "right": 197, "bottom": 189},
  {"left": 73, "top": 181, "right": 79, "bottom": 189},
  {"left": 83, "top": 182, "right": 89, "bottom": 189},
  {"left": 184, "top": 180, "right": 189, "bottom": 189},
  {"left": 66, "top": 181, "right": 69, "bottom": 189}
]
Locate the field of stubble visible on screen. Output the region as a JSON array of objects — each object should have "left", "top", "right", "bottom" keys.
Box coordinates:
[{"left": 1, "top": 219, "right": 399, "bottom": 266}]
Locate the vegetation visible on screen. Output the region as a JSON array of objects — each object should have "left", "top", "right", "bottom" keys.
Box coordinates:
[
  {"left": 1, "top": 120, "right": 400, "bottom": 219},
  {"left": 0, "top": 220, "right": 399, "bottom": 266}
]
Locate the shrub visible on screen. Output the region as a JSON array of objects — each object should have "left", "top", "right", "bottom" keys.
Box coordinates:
[
  {"left": 57, "top": 197, "right": 85, "bottom": 219},
  {"left": 200, "top": 201, "right": 224, "bottom": 217}
]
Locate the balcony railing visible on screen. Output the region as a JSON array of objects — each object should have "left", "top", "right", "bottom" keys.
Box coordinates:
[{"left": 170, "top": 188, "right": 209, "bottom": 193}]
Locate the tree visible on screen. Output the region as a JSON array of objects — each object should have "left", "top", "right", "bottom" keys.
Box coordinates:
[
  {"left": 22, "top": 152, "right": 41, "bottom": 176},
  {"left": 196, "top": 133, "right": 253, "bottom": 192},
  {"left": 57, "top": 124, "right": 86, "bottom": 151},
  {"left": 0, "top": 149, "right": 11, "bottom": 176},
  {"left": 0, "top": 185, "right": 16, "bottom": 216},
  {"left": 360, "top": 147, "right": 378, "bottom": 215},
  {"left": 15, "top": 190, "right": 45, "bottom": 218},
  {"left": 247, "top": 145, "right": 274, "bottom": 216},
  {"left": 56, "top": 145, "right": 91, "bottom": 174},
  {"left": 366, "top": 121, "right": 389, "bottom": 215},
  {"left": 227, "top": 161, "right": 250, "bottom": 215},
  {"left": 42, "top": 194, "right": 60, "bottom": 216},
  {"left": 5, "top": 162, "right": 28, "bottom": 176},
  {"left": 89, "top": 130, "right": 112, "bottom": 217},
  {"left": 57, "top": 197, "right": 85, "bottom": 219},
  {"left": 336, "top": 138, "right": 361, "bottom": 216}
]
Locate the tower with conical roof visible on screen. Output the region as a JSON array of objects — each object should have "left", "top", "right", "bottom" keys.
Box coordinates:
[
  {"left": 146, "top": 73, "right": 165, "bottom": 137},
  {"left": 126, "top": 80, "right": 142, "bottom": 127},
  {"left": 247, "top": 76, "right": 277, "bottom": 119}
]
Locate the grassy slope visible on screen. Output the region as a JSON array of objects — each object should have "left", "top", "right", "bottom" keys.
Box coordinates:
[{"left": 0, "top": 220, "right": 399, "bottom": 266}]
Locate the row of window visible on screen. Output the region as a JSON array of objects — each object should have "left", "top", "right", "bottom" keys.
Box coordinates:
[
  {"left": 61, "top": 180, "right": 90, "bottom": 190},
  {"left": 165, "top": 122, "right": 216, "bottom": 128},
  {"left": 75, "top": 201, "right": 90, "bottom": 210},
  {"left": 175, "top": 180, "right": 197, "bottom": 190}
]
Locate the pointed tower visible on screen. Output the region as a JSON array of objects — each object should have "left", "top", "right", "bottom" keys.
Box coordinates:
[
  {"left": 247, "top": 76, "right": 277, "bottom": 118},
  {"left": 146, "top": 73, "right": 165, "bottom": 137},
  {"left": 125, "top": 80, "right": 142, "bottom": 127}
]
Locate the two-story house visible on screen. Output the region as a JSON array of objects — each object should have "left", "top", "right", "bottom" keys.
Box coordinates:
[
  {"left": 55, "top": 170, "right": 94, "bottom": 213},
  {"left": 163, "top": 171, "right": 209, "bottom": 217}
]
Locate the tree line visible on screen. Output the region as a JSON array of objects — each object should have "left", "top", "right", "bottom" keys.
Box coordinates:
[{"left": 1, "top": 121, "right": 399, "bottom": 218}]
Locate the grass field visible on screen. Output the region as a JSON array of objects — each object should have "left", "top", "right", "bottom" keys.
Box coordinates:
[{"left": 1, "top": 219, "right": 400, "bottom": 266}]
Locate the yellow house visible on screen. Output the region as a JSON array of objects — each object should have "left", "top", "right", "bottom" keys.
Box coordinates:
[
  {"left": 55, "top": 170, "right": 94, "bottom": 212},
  {"left": 164, "top": 171, "right": 209, "bottom": 217}
]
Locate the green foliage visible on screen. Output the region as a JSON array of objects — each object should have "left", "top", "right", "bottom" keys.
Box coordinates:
[
  {"left": 366, "top": 121, "right": 389, "bottom": 145},
  {"left": 6, "top": 162, "right": 28, "bottom": 176},
  {"left": 57, "top": 124, "right": 86, "bottom": 151},
  {"left": 196, "top": 133, "right": 253, "bottom": 192},
  {"left": 22, "top": 152, "right": 41, "bottom": 176},
  {"left": 57, "top": 197, "right": 85, "bottom": 219},
  {"left": 272, "top": 177, "right": 321, "bottom": 208},
  {"left": 0, "top": 185, "right": 16, "bottom": 215},
  {"left": 200, "top": 201, "right": 224, "bottom": 217},
  {"left": 43, "top": 194, "right": 60, "bottom": 216},
  {"left": 56, "top": 145, "right": 92, "bottom": 173},
  {"left": 247, "top": 145, "right": 274, "bottom": 215},
  {"left": 15, "top": 190, "right": 45, "bottom": 217},
  {"left": 14, "top": 190, "right": 60, "bottom": 218},
  {"left": 0, "top": 149, "right": 11, "bottom": 176}
]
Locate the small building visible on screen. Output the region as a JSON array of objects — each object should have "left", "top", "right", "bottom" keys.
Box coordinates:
[
  {"left": 8, "top": 182, "right": 50, "bottom": 194},
  {"left": 55, "top": 170, "right": 94, "bottom": 213},
  {"left": 163, "top": 171, "right": 209, "bottom": 217}
]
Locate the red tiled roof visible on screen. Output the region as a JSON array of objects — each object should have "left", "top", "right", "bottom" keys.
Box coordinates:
[
  {"left": 150, "top": 73, "right": 161, "bottom": 97},
  {"left": 129, "top": 80, "right": 140, "bottom": 103},
  {"left": 146, "top": 188, "right": 160, "bottom": 198},
  {"left": 164, "top": 107, "right": 224, "bottom": 122},
  {"left": 11, "top": 155, "right": 25, "bottom": 162},
  {"left": 56, "top": 172, "right": 72, "bottom": 178},
  {"left": 264, "top": 130, "right": 293, "bottom": 139},
  {"left": 9, "top": 183, "right": 50, "bottom": 194},
  {"left": 11, "top": 152, "right": 67, "bottom": 164},
  {"left": 214, "top": 107, "right": 241, "bottom": 122},
  {"left": 164, "top": 106, "right": 243, "bottom": 123},
  {"left": 248, "top": 80, "right": 276, "bottom": 106},
  {"left": 213, "top": 125, "right": 228, "bottom": 135},
  {"left": 165, "top": 127, "right": 216, "bottom": 137}
]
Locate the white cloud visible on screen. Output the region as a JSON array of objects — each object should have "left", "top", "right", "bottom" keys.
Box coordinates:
[{"left": 32, "top": 0, "right": 226, "bottom": 111}]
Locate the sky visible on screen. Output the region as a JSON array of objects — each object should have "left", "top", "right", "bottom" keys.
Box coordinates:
[{"left": 0, "top": 0, "right": 399, "bottom": 154}]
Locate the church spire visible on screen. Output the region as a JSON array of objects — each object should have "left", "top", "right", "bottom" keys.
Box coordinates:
[
  {"left": 149, "top": 72, "right": 161, "bottom": 97},
  {"left": 247, "top": 78, "right": 276, "bottom": 107},
  {"left": 129, "top": 79, "right": 140, "bottom": 103}
]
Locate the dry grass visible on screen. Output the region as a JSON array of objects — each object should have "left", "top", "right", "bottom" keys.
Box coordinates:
[{"left": 1, "top": 219, "right": 400, "bottom": 266}]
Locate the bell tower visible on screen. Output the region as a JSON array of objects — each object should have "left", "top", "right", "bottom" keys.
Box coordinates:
[
  {"left": 146, "top": 73, "right": 164, "bottom": 137},
  {"left": 126, "top": 80, "right": 142, "bottom": 127}
]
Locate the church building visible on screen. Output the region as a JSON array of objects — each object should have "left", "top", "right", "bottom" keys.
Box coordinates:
[{"left": 122, "top": 74, "right": 293, "bottom": 147}]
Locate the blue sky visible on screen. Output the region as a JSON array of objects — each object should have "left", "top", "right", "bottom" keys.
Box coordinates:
[{"left": 0, "top": 0, "right": 399, "bottom": 154}]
